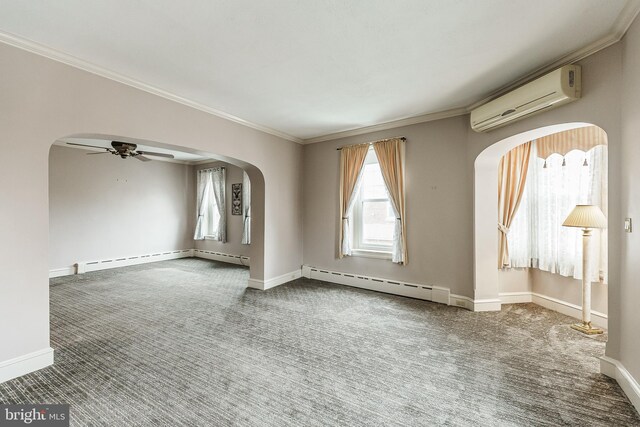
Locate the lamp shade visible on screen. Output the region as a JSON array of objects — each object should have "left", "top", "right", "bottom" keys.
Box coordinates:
[{"left": 562, "top": 205, "right": 607, "bottom": 229}]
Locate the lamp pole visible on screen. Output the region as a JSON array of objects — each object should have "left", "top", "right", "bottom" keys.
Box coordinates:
[
  {"left": 570, "top": 227, "right": 602, "bottom": 334},
  {"left": 562, "top": 204, "right": 606, "bottom": 335}
]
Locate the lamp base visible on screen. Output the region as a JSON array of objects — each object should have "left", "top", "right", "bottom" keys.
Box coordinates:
[{"left": 571, "top": 321, "right": 604, "bottom": 335}]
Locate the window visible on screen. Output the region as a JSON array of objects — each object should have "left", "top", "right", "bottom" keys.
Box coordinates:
[
  {"left": 194, "top": 167, "right": 226, "bottom": 242},
  {"left": 352, "top": 148, "right": 395, "bottom": 254},
  {"left": 508, "top": 143, "right": 607, "bottom": 282}
]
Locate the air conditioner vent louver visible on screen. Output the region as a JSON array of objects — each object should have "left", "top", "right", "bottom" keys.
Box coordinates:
[{"left": 470, "top": 65, "right": 581, "bottom": 132}]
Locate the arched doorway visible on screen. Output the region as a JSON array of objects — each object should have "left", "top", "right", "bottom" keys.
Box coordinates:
[
  {"left": 50, "top": 134, "right": 265, "bottom": 286},
  {"left": 473, "top": 122, "right": 609, "bottom": 314}
]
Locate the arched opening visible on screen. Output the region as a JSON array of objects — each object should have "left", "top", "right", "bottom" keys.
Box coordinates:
[
  {"left": 474, "top": 123, "right": 609, "bottom": 324},
  {"left": 48, "top": 133, "right": 266, "bottom": 283}
]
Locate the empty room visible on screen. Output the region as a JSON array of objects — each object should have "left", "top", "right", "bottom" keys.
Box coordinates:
[{"left": 1, "top": 1, "right": 639, "bottom": 426}]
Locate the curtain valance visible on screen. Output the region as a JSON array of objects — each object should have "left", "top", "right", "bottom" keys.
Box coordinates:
[{"left": 536, "top": 126, "right": 607, "bottom": 159}]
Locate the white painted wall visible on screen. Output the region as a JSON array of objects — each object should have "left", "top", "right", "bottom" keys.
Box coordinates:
[
  {"left": 193, "top": 161, "right": 251, "bottom": 257},
  {"left": 0, "top": 41, "right": 303, "bottom": 366},
  {"left": 620, "top": 13, "right": 640, "bottom": 386},
  {"left": 49, "top": 146, "right": 194, "bottom": 269}
]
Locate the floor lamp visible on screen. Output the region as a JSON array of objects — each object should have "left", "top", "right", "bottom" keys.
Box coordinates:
[{"left": 562, "top": 205, "right": 607, "bottom": 335}]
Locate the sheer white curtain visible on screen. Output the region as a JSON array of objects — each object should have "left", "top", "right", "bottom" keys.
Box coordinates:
[
  {"left": 193, "top": 167, "right": 226, "bottom": 242},
  {"left": 194, "top": 169, "right": 214, "bottom": 240},
  {"left": 241, "top": 171, "right": 251, "bottom": 245},
  {"left": 211, "top": 167, "right": 226, "bottom": 242},
  {"left": 508, "top": 143, "right": 607, "bottom": 282}
]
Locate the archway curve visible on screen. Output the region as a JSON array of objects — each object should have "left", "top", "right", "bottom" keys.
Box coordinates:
[
  {"left": 473, "top": 122, "right": 608, "bottom": 309},
  {"left": 50, "top": 132, "right": 267, "bottom": 282}
]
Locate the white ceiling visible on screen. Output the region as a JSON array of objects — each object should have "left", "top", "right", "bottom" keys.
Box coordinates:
[
  {"left": 0, "top": 1, "right": 638, "bottom": 141},
  {"left": 56, "top": 138, "right": 213, "bottom": 163}
]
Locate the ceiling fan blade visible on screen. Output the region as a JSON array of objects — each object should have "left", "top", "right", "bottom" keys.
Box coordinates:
[
  {"left": 134, "top": 155, "right": 152, "bottom": 162},
  {"left": 136, "top": 150, "right": 174, "bottom": 159},
  {"left": 87, "top": 151, "right": 111, "bottom": 155},
  {"left": 66, "top": 142, "right": 111, "bottom": 150}
]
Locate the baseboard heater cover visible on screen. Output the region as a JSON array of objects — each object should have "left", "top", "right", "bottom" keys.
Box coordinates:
[
  {"left": 193, "top": 250, "right": 250, "bottom": 266},
  {"left": 50, "top": 249, "right": 250, "bottom": 278},
  {"left": 302, "top": 265, "right": 449, "bottom": 305}
]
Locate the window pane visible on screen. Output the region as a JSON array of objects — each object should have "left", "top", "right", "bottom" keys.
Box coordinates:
[
  {"left": 361, "top": 163, "right": 388, "bottom": 199},
  {"left": 362, "top": 200, "right": 394, "bottom": 246}
]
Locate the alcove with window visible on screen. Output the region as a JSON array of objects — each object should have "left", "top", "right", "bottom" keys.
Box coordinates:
[{"left": 498, "top": 126, "right": 608, "bottom": 324}]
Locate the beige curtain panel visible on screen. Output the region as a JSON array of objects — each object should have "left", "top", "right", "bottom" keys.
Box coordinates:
[
  {"left": 373, "top": 138, "right": 407, "bottom": 264},
  {"left": 338, "top": 144, "right": 369, "bottom": 258},
  {"left": 536, "top": 126, "right": 607, "bottom": 159},
  {"left": 498, "top": 141, "right": 532, "bottom": 268}
]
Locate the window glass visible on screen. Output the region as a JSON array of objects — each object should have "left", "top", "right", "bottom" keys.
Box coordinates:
[{"left": 353, "top": 149, "right": 394, "bottom": 251}]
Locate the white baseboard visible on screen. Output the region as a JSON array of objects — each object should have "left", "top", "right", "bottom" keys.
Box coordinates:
[
  {"left": 302, "top": 265, "right": 450, "bottom": 305},
  {"left": 0, "top": 347, "right": 54, "bottom": 384},
  {"left": 193, "top": 249, "right": 250, "bottom": 266},
  {"left": 449, "top": 294, "right": 475, "bottom": 310},
  {"left": 449, "top": 294, "right": 502, "bottom": 311},
  {"left": 532, "top": 292, "right": 608, "bottom": 329},
  {"left": 248, "top": 269, "right": 302, "bottom": 290},
  {"left": 472, "top": 298, "right": 503, "bottom": 311},
  {"left": 49, "top": 267, "right": 75, "bottom": 278},
  {"left": 499, "top": 291, "right": 533, "bottom": 304},
  {"left": 50, "top": 249, "right": 195, "bottom": 278},
  {"left": 497, "top": 291, "right": 608, "bottom": 328},
  {"left": 50, "top": 249, "right": 251, "bottom": 279},
  {"left": 600, "top": 356, "right": 640, "bottom": 414}
]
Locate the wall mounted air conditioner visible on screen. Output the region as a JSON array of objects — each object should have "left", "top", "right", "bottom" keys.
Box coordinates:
[{"left": 470, "top": 65, "right": 581, "bottom": 132}]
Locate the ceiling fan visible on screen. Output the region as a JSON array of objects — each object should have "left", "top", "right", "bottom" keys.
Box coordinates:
[{"left": 66, "top": 141, "right": 175, "bottom": 162}]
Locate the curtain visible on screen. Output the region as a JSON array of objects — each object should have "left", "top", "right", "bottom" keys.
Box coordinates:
[
  {"left": 194, "top": 169, "right": 213, "bottom": 240},
  {"left": 339, "top": 144, "right": 369, "bottom": 258},
  {"left": 508, "top": 144, "right": 608, "bottom": 282},
  {"left": 497, "top": 141, "right": 532, "bottom": 268},
  {"left": 241, "top": 171, "right": 251, "bottom": 245},
  {"left": 536, "top": 126, "right": 607, "bottom": 159},
  {"left": 373, "top": 138, "right": 407, "bottom": 264},
  {"left": 211, "top": 167, "right": 226, "bottom": 242}
]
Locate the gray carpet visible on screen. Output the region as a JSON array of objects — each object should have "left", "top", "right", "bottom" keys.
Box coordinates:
[{"left": 0, "top": 258, "right": 638, "bottom": 426}]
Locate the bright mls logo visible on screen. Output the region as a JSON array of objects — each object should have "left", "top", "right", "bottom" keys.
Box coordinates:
[{"left": 0, "top": 405, "right": 69, "bottom": 426}]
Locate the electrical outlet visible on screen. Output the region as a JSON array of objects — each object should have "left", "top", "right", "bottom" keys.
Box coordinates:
[{"left": 624, "top": 218, "right": 632, "bottom": 233}]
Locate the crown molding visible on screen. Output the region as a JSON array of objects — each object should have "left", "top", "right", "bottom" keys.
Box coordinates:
[
  {"left": 2, "top": 2, "right": 639, "bottom": 146},
  {"left": 465, "top": 2, "right": 640, "bottom": 112},
  {"left": 0, "top": 30, "right": 303, "bottom": 145},
  {"left": 302, "top": 107, "right": 468, "bottom": 144}
]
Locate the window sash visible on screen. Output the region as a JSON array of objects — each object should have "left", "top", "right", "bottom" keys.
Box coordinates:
[{"left": 350, "top": 147, "right": 395, "bottom": 253}]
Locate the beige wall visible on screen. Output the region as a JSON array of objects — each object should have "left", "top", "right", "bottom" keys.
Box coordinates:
[
  {"left": 0, "top": 41, "right": 302, "bottom": 364},
  {"left": 620, "top": 14, "right": 640, "bottom": 384},
  {"left": 498, "top": 269, "right": 531, "bottom": 294},
  {"left": 49, "top": 146, "right": 194, "bottom": 269},
  {"left": 303, "top": 115, "right": 472, "bottom": 295},
  {"left": 193, "top": 161, "right": 251, "bottom": 257}
]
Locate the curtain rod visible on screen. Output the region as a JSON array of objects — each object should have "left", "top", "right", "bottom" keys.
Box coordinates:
[{"left": 336, "top": 136, "right": 406, "bottom": 151}]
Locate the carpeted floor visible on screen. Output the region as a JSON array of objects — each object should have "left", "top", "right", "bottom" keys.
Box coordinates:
[{"left": 0, "top": 258, "right": 638, "bottom": 426}]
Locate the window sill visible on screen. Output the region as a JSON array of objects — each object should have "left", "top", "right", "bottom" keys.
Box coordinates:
[
  {"left": 204, "top": 236, "right": 222, "bottom": 241},
  {"left": 351, "top": 249, "right": 392, "bottom": 260}
]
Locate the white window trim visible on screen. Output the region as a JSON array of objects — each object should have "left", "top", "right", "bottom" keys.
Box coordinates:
[
  {"left": 351, "top": 147, "right": 393, "bottom": 257},
  {"left": 351, "top": 249, "right": 392, "bottom": 260}
]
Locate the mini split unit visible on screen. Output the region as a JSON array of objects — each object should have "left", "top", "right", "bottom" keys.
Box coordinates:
[{"left": 470, "top": 65, "right": 582, "bottom": 132}]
